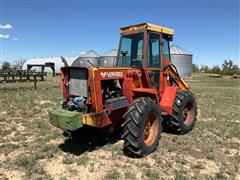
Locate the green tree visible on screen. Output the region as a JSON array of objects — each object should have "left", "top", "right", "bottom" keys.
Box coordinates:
[
  {"left": 11, "top": 64, "right": 18, "bottom": 71},
  {"left": 192, "top": 64, "right": 199, "bottom": 73},
  {"left": 222, "top": 59, "right": 240, "bottom": 75},
  {"left": 211, "top": 65, "right": 222, "bottom": 74},
  {"left": 200, "top": 65, "right": 210, "bottom": 73},
  {"left": 2, "top": 61, "right": 11, "bottom": 71},
  {"left": 231, "top": 64, "right": 240, "bottom": 75}
]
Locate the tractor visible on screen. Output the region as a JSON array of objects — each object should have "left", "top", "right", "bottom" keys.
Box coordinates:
[{"left": 49, "top": 22, "right": 197, "bottom": 157}]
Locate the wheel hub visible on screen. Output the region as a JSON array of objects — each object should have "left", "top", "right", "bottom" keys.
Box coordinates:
[
  {"left": 183, "top": 102, "right": 195, "bottom": 126},
  {"left": 144, "top": 121, "right": 151, "bottom": 140},
  {"left": 183, "top": 108, "right": 188, "bottom": 120},
  {"left": 144, "top": 112, "right": 159, "bottom": 146}
]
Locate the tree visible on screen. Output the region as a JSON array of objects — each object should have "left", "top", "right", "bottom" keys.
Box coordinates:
[
  {"left": 222, "top": 59, "right": 233, "bottom": 75},
  {"left": 231, "top": 64, "right": 240, "bottom": 75},
  {"left": 2, "top": 61, "right": 11, "bottom": 71},
  {"left": 200, "top": 65, "right": 210, "bottom": 73},
  {"left": 11, "top": 64, "right": 18, "bottom": 71},
  {"left": 192, "top": 64, "right": 199, "bottom": 73},
  {"left": 222, "top": 59, "right": 240, "bottom": 75},
  {"left": 211, "top": 65, "right": 222, "bottom": 74},
  {"left": 14, "top": 57, "right": 26, "bottom": 70}
]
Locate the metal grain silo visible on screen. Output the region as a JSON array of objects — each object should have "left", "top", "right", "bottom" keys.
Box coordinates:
[
  {"left": 99, "top": 49, "right": 117, "bottom": 67},
  {"left": 170, "top": 45, "right": 192, "bottom": 77},
  {"left": 71, "top": 50, "right": 100, "bottom": 67}
]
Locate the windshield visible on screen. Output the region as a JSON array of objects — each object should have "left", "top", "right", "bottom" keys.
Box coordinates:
[{"left": 117, "top": 33, "right": 144, "bottom": 67}]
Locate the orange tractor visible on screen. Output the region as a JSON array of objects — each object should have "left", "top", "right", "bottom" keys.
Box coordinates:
[{"left": 49, "top": 23, "right": 197, "bottom": 157}]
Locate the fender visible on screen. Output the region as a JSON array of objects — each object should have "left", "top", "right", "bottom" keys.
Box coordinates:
[
  {"left": 132, "top": 88, "right": 159, "bottom": 103},
  {"left": 160, "top": 86, "right": 178, "bottom": 114}
]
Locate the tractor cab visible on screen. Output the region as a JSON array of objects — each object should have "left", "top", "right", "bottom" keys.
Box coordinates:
[
  {"left": 116, "top": 23, "right": 175, "bottom": 89},
  {"left": 117, "top": 23, "right": 174, "bottom": 69}
]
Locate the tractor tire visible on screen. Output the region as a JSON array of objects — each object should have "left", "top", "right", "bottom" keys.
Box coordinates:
[
  {"left": 121, "top": 97, "right": 163, "bottom": 157},
  {"left": 166, "top": 90, "right": 197, "bottom": 134}
]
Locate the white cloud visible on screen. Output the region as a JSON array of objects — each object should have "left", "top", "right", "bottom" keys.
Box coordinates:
[
  {"left": 13, "top": 38, "right": 19, "bottom": 41},
  {"left": 0, "top": 24, "right": 13, "bottom": 30},
  {"left": 0, "top": 34, "right": 10, "bottom": 39}
]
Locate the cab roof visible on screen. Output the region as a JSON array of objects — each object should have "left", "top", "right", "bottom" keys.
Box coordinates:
[{"left": 120, "top": 22, "right": 174, "bottom": 36}]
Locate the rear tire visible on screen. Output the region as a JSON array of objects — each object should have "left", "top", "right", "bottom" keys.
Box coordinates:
[
  {"left": 165, "top": 90, "right": 197, "bottom": 134},
  {"left": 121, "top": 97, "right": 163, "bottom": 157}
]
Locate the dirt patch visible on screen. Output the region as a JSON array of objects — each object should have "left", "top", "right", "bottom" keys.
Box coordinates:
[
  {"left": 230, "top": 138, "right": 240, "bottom": 144},
  {"left": 7, "top": 148, "right": 25, "bottom": 160},
  {"left": 49, "top": 138, "right": 64, "bottom": 145},
  {"left": 201, "top": 117, "right": 216, "bottom": 122},
  {"left": 222, "top": 148, "right": 239, "bottom": 157},
  {"left": 198, "top": 159, "right": 220, "bottom": 175},
  {"left": 39, "top": 156, "right": 66, "bottom": 178},
  {"left": 0, "top": 169, "right": 25, "bottom": 179},
  {"left": 0, "top": 111, "right": 7, "bottom": 116},
  {"left": 41, "top": 108, "right": 50, "bottom": 116},
  {"left": 0, "top": 153, "right": 6, "bottom": 162},
  {"left": 184, "top": 155, "right": 220, "bottom": 176},
  {"left": 186, "top": 79, "right": 199, "bottom": 82},
  {"left": 16, "top": 123, "right": 26, "bottom": 132},
  {"left": 235, "top": 169, "right": 240, "bottom": 180},
  {"left": 34, "top": 100, "right": 55, "bottom": 105}
]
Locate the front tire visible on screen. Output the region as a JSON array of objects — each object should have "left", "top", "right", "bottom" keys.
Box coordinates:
[
  {"left": 166, "top": 90, "right": 197, "bottom": 134},
  {"left": 121, "top": 97, "right": 163, "bottom": 157}
]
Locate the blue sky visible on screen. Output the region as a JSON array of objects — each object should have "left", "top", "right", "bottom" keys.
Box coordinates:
[{"left": 0, "top": 0, "right": 239, "bottom": 66}]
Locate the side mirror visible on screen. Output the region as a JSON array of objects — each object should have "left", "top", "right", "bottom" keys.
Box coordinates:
[
  {"left": 168, "top": 36, "right": 173, "bottom": 41},
  {"left": 121, "top": 50, "right": 128, "bottom": 56},
  {"left": 121, "top": 50, "right": 128, "bottom": 66},
  {"left": 131, "top": 59, "right": 143, "bottom": 68}
]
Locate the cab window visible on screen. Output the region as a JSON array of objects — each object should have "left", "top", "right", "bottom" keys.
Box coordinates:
[
  {"left": 161, "top": 35, "right": 170, "bottom": 65},
  {"left": 148, "top": 33, "right": 160, "bottom": 67},
  {"left": 118, "top": 33, "right": 143, "bottom": 67}
]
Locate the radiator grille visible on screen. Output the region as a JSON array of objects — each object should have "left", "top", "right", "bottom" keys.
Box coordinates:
[{"left": 69, "top": 69, "right": 88, "bottom": 97}]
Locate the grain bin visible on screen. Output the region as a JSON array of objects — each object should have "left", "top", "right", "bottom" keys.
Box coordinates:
[
  {"left": 99, "top": 49, "right": 117, "bottom": 67},
  {"left": 71, "top": 50, "right": 100, "bottom": 67},
  {"left": 170, "top": 45, "right": 192, "bottom": 77}
]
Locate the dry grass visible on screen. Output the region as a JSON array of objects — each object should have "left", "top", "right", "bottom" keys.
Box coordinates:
[{"left": 0, "top": 75, "right": 239, "bottom": 179}]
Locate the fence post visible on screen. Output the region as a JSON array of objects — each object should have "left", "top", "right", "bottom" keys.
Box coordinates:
[{"left": 34, "top": 75, "right": 37, "bottom": 89}]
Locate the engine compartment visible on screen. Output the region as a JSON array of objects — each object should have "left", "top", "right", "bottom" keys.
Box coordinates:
[
  {"left": 62, "top": 96, "right": 88, "bottom": 113},
  {"left": 62, "top": 70, "right": 126, "bottom": 114},
  {"left": 101, "top": 79, "right": 123, "bottom": 102}
]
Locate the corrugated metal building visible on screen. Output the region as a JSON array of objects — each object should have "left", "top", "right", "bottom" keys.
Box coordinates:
[
  {"left": 22, "top": 50, "right": 102, "bottom": 73},
  {"left": 170, "top": 45, "right": 193, "bottom": 77},
  {"left": 22, "top": 56, "right": 78, "bottom": 73}
]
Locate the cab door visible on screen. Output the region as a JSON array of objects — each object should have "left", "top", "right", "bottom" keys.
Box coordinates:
[
  {"left": 147, "top": 33, "right": 161, "bottom": 88},
  {"left": 161, "top": 34, "right": 171, "bottom": 66}
]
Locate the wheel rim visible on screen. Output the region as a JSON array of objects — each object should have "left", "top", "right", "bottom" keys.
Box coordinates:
[
  {"left": 144, "top": 112, "right": 159, "bottom": 146},
  {"left": 183, "top": 102, "right": 195, "bottom": 126}
]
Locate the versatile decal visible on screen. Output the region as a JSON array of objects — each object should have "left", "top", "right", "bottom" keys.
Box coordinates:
[{"left": 100, "top": 72, "right": 123, "bottom": 78}]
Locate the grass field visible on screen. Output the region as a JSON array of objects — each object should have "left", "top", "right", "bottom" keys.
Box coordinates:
[{"left": 0, "top": 75, "right": 239, "bottom": 179}]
